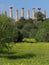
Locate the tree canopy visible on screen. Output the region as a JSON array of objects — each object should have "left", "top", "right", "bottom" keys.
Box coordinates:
[{"left": 35, "top": 19, "right": 49, "bottom": 42}]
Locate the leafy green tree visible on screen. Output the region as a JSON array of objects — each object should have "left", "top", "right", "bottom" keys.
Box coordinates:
[
  {"left": 13, "top": 28, "right": 23, "bottom": 42},
  {"left": 0, "top": 14, "right": 15, "bottom": 48},
  {"left": 25, "top": 18, "right": 33, "bottom": 23},
  {"left": 21, "top": 22, "right": 35, "bottom": 38},
  {"left": 35, "top": 19, "right": 49, "bottom": 42},
  {"left": 16, "top": 17, "right": 26, "bottom": 29},
  {"left": 29, "top": 28, "right": 37, "bottom": 38}
]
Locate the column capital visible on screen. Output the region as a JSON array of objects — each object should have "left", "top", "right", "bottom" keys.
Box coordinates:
[
  {"left": 38, "top": 8, "right": 41, "bottom": 10},
  {"left": 21, "top": 8, "right": 24, "bottom": 9},
  {"left": 16, "top": 9, "right": 18, "bottom": 12},
  {"left": 37, "top": 8, "right": 41, "bottom": 12},
  {"left": 9, "top": 6, "right": 13, "bottom": 9},
  {"left": 32, "top": 8, "right": 35, "bottom": 10}
]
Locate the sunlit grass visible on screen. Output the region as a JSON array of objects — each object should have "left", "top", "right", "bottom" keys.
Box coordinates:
[{"left": 0, "top": 42, "right": 49, "bottom": 65}]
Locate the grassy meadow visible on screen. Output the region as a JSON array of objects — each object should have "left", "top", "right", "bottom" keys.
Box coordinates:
[{"left": 0, "top": 41, "right": 49, "bottom": 65}]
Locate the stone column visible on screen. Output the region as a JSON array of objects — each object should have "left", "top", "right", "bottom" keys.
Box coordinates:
[
  {"left": 27, "top": 9, "right": 30, "bottom": 19},
  {"left": 32, "top": 8, "right": 35, "bottom": 20},
  {"left": 43, "top": 10, "right": 46, "bottom": 19},
  {"left": 16, "top": 9, "right": 18, "bottom": 21},
  {"left": 4, "top": 11, "right": 7, "bottom": 16},
  {"left": 9, "top": 6, "right": 13, "bottom": 18},
  {"left": 37, "top": 8, "right": 41, "bottom": 12},
  {"left": 21, "top": 8, "right": 24, "bottom": 18}
]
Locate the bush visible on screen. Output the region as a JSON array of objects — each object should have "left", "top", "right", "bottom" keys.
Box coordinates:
[{"left": 23, "top": 38, "right": 37, "bottom": 43}]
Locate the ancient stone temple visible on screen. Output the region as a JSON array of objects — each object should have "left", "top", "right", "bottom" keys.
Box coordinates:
[{"left": 2, "top": 6, "right": 46, "bottom": 21}]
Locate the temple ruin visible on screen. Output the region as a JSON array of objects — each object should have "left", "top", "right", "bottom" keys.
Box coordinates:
[{"left": 3, "top": 6, "right": 46, "bottom": 21}]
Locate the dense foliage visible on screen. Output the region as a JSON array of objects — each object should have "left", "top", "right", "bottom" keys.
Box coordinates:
[
  {"left": 0, "top": 14, "right": 23, "bottom": 48},
  {"left": 35, "top": 19, "right": 49, "bottom": 42},
  {"left": 0, "top": 12, "right": 49, "bottom": 47},
  {"left": 35, "top": 12, "right": 44, "bottom": 21},
  {"left": 0, "top": 15, "right": 14, "bottom": 43}
]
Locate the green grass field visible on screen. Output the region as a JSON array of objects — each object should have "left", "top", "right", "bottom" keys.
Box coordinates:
[{"left": 0, "top": 42, "right": 49, "bottom": 65}]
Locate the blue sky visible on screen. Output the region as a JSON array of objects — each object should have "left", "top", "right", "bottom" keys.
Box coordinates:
[{"left": 0, "top": 0, "right": 48, "bottom": 18}]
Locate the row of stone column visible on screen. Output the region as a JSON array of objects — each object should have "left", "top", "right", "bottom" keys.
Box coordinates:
[{"left": 4, "top": 6, "right": 46, "bottom": 21}]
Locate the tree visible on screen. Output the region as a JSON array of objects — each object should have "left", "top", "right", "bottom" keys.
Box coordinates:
[
  {"left": 21, "top": 22, "right": 35, "bottom": 38},
  {"left": 16, "top": 17, "right": 26, "bottom": 29},
  {"left": 13, "top": 28, "right": 23, "bottom": 42},
  {"left": 29, "top": 28, "right": 37, "bottom": 38},
  {"left": 0, "top": 14, "right": 16, "bottom": 49},
  {"left": 35, "top": 19, "right": 49, "bottom": 42}
]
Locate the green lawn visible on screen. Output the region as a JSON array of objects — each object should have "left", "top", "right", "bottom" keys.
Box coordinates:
[{"left": 0, "top": 42, "right": 49, "bottom": 65}]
